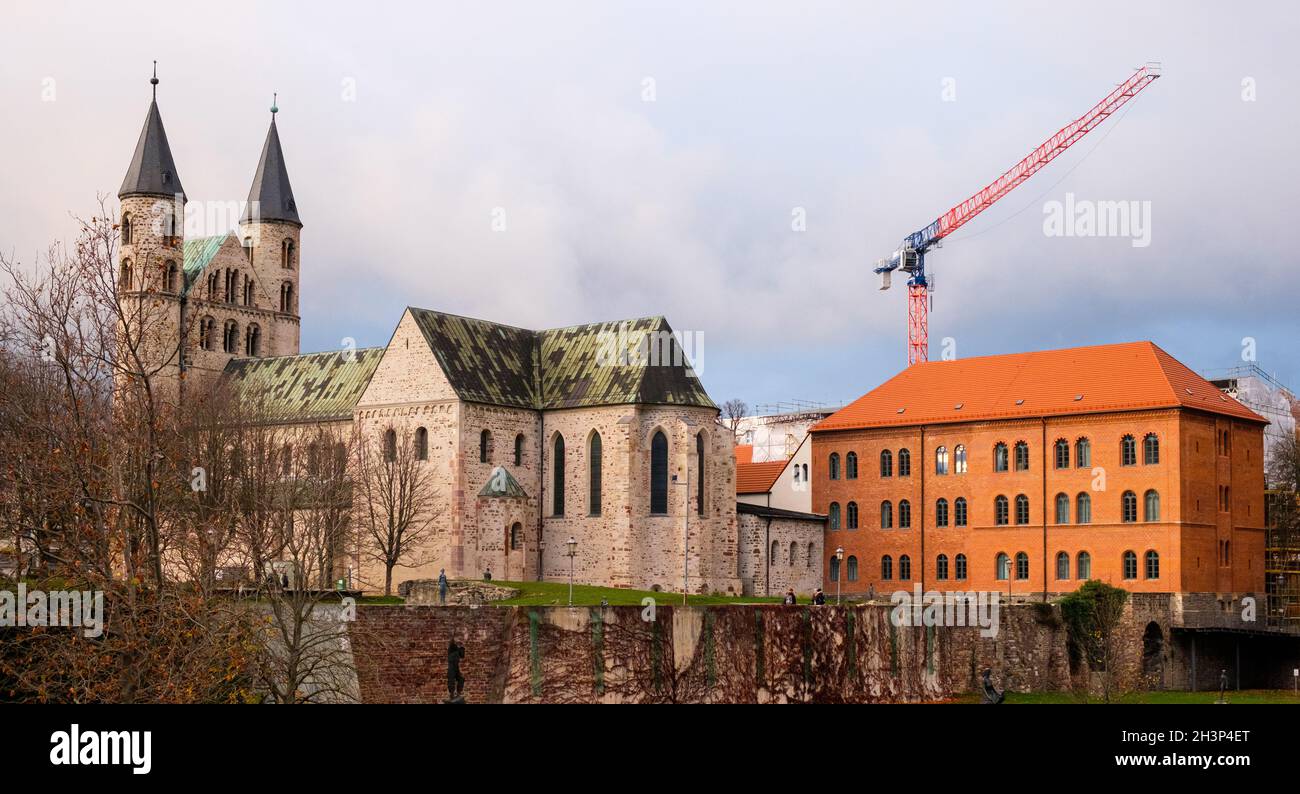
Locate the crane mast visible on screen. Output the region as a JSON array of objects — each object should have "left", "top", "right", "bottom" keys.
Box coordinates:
[{"left": 875, "top": 63, "right": 1162, "bottom": 365}]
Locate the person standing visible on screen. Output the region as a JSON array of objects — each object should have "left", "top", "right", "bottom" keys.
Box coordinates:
[
  {"left": 437, "top": 569, "right": 448, "bottom": 606},
  {"left": 812, "top": 588, "right": 826, "bottom": 605},
  {"left": 447, "top": 638, "right": 466, "bottom": 701},
  {"left": 783, "top": 588, "right": 797, "bottom": 605}
]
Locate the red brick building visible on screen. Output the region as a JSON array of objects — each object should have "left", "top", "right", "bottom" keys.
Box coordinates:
[{"left": 811, "top": 342, "right": 1267, "bottom": 598}]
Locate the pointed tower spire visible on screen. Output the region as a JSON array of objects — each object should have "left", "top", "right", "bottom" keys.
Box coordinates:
[
  {"left": 119, "top": 63, "right": 185, "bottom": 201},
  {"left": 241, "top": 96, "right": 301, "bottom": 226}
]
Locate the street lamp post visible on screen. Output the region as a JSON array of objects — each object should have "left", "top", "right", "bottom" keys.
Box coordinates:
[
  {"left": 835, "top": 546, "right": 845, "bottom": 606},
  {"left": 566, "top": 536, "right": 577, "bottom": 607}
]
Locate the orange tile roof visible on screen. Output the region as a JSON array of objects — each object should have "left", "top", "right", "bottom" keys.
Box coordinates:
[
  {"left": 734, "top": 444, "right": 754, "bottom": 465},
  {"left": 736, "top": 460, "right": 787, "bottom": 494},
  {"left": 814, "top": 341, "right": 1267, "bottom": 433}
]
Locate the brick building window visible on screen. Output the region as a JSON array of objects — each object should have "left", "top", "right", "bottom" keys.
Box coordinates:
[
  {"left": 829, "top": 502, "right": 841, "bottom": 530},
  {"left": 696, "top": 432, "right": 706, "bottom": 515},
  {"left": 955, "top": 553, "right": 968, "bottom": 580},
  {"left": 789, "top": 542, "right": 797, "bottom": 566},
  {"left": 222, "top": 319, "right": 238, "bottom": 353},
  {"left": 1123, "top": 550, "right": 1138, "bottom": 580},
  {"left": 898, "top": 499, "right": 911, "bottom": 529},
  {"left": 1056, "top": 551, "right": 1070, "bottom": 580},
  {"left": 553, "top": 434, "right": 566, "bottom": 516},
  {"left": 510, "top": 523, "right": 522, "bottom": 550},
  {"left": 164, "top": 260, "right": 178, "bottom": 293},
  {"left": 846, "top": 501, "right": 858, "bottom": 529},
  {"left": 935, "top": 498, "right": 949, "bottom": 527},
  {"left": 514, "top": 434, "right": 524, "bottom": 466},
  {"left": 1054, "top": 439, "right": 1069, "bottom": 469},
  {"left": 1076, "top": 492, "right": 1091, "bottom": 524},
  {"left": 845, "top": 451, "right": 858, "bottom": 480},
  {"left": 898, "top": 555, "right": 911, "bottom": 580},
  {"left": 954, "top": 497, "right": 967, "bottom": 527},
  {"left": 1077, "top": 551, "right": 1091, "bottom": 579},
  {"left": 1143, "top": 433, "right": 1159, "bottom": 465},
  {"left": 807, "top": 542, "right": 814, "bottom": 568},
  {"left": 935, "top": 446, "right": 948, "bottom": 475},
  {"left": 771, "top": 540, "right": 780, "bottom": 561},
  {"left": 1075, "top": 437, "right": 1091, "bottom": 468},
  {"left": 1145, "top": 550, "right": 1159, "bottom": 580},
  {"left": 936, "top": 554, "right": 949, "bottom": 580},
  {"left": 1014, "top": 441, "right": 1029, "bottom": 471},
  {"left": 846, "top": 555, "right": 858, "bottom": 582},
  {"left": 994, "top": 442, "right": 1009, "bottom": 472},
  {"left": 650, "top": 431, "right": 668, "bottom": 514},
  {"left": 280, "top": 281, "right": 295, "bottom": 313},
  {"left": 480, "top": 430, "right": 492, "bottom": 463},
  {"left": 415, "top": 427, "right": 428, "bottom": 461},
  {"left": 1122, "top": 490, "right": 1138, "bottom": 522},
  {"left": 829, "top": 554, "right": 840, "bottom": 582},
  {"left": 1144, "top": 489, "right": 1159, "bottom": 521},
  {"left": 243, "top": 277, "right": 255, "bottom": 307},
  {"left": 282, "top": 238, "right": 295, "bottom": 269},
  {"left": 208, "top": 271, "right": 219, "bottom": 299},
  {"left": 996, "top": 552, "right": 1010, "bottom": 580},
  {"left": 898, "top": 448, "right": 911, "bottom": 476},
  {"left": 1120, "top": 434, "right": 1137, "bottom": 466},
  {"left": 1015, "top": 494, "right": 1029, "bottom": 525},
  {"left": 880, "top": 555, "right": 892, "bottom": 580},
  {"left": 1055, "top": 493, "right": 1070, "bottom": 524},
  {"left": 829, "top": 453, "right": 841, "bottom": 480},
  {"left": 880, "top": 501, "right": 892, "bottom": 529},
  {"left": 589, "top": 432, "right": 602, "bottom": 516},
  {"left": 1015, "top": 551, "right": 1029, "bottom": 580},
  {"left": 954, "top": 444, "right": 967, "bottom": 473},
  {"left": 199, "top": 316, "right": 216, "bottom": 351},
  {"left": 244, "top": 323, "right": 261, "bottom": 356},
  {"left": 994, "top": 495, "right": 1009, "bottom": 525},
  {"left": 121, "top": 212, "right": 133, "bottom": 245},
  {"left": 879, "top": 450, "right": 891, "bottom": 478},
  {"left": 383, "top": 428, "right": 396, "bottom": 462},
  {"left": 119, "top": 259, "right": 132, "bottom": 290}
]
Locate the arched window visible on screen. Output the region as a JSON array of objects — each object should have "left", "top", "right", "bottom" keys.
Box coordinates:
[
  {"left": 954, "top": 444, "right": 967, "bottom": 473},
  {"left": 994, "top": 495, "right": 1009, "bottom": 525},
  {"left": 696, "top": 432, "right": 705, "bottom": 515},
  {"left": 589, "top": 432, "right": 602, "bottom": 516},
  {"left": 208, "top": 270, "right": 219, "bottom": 299},
  {"left": 1014, "top": 441, "right": 1029, "bottom": 471},
  {"left": 1015, "top": 551, "right": 1029, "bottom": 580},
  {"left": 243, "top": 236, "right": 253, "bottom": 262},
  {"left": 1144, "top": 489, "right": 1160, "bottom": 522},
  {"left": 514, "top": 434, "right": 525, "bottom": 466},
  {"left": 880, "top": 501, "right": 892, "bottom": 529},
  {"left": 1076, "top": 492, "right": 1092, "bottom": 524},
  {"left": 119, "top": 259, "right": 132, "bottom": 290},
  {"left": 829, "top": 452, "right": 841, "bottom": 480},
  {"left": 1075, "top": 437, "right": 1091, "bottom": 468},
  {"left": 806, "top": 542, "right": 815, "bottom": 568},
  {"left": 936, "top": 554, "right": 949, "bottom": 580},
  {"left": 846, "top": 501, "right": 858, "bottom": 529},
  {"left": 383, "top": 428, "right": 397, "bottom": 462},
  {"left": 280, "top": 281, "right": 295, "bottom": 313},
  {"left": 898, "top": 448, "right": 911, "bottom": 476},
  {"left": 1015, "top": 494, "right": 1029, "bottom": 525},
  {"left": 161, "top": 206, "right": 177, "bottom": 243},
  {"left": 829, "top": 502, "right": 841, "bottom": 530},
  {"left": 307, "top": 442, "right": 321, "bottom": 476},
  {"left": 164, "top": 260, "right": 178, "bottom": 293},
  {"left": 199, "top": 316, "right": 216, "bottom": 351},
  {"left": 881, "top": 555, "right": 893, "bottom": 580},
  {"left": 282, "top": 238, "right": 295, "bottom": 269},
  {"left": 1120, "top": 434, "right": 1137, "bottom": 466},
  {"left": 899, "top": 555, "right": 911, "bottom": 581},
  {"left": 415, "top": 427, "right": 428, "bottom": 461},
  {"left": 994, "top": 442, "right": 1009, "bottom": 472},
  {"left": 224, "top": 269, "right": 238, "bottom": 303},
  {"left": 802, "top": 463, "right": 808, "bottom": 482},
  {"left": 1055, "top": 493, "right": 1070, "bottom": 524},
  {"left": 954, "top": 497, "right": 968, "bottom": 527},
  {"left": 935, "top": 446, "right": 948, "bottom": 475},
  {"left": 121, "top": 212, "right": 133, "bottom": 245},
  {"left": 996, "top": 552, "right": 1010, "bottom": 581},
  {"left": 793, "top": 467, "right": 801, "bottom": 485},
  {"left": 955, "top": 554, "right": 968, "bottom": 581},
  {"left": 1056, "top": 551, "right": 1070, "bottom": 580},
  {"left": 243, "top": 277, "right": 254, "bottom": 306},
  {"left": 829, "top": 554, "right": 840, "bottom": 582},
  {"left": 510, "top": 523, "right": 522, "bottom": 550},
  {"left": 789, "top": 542, "right": 798, "bottom": 566},
  {"left": 650, "top": 431, "right": 668, "bottom": 514},
  {"left": 845, "top": 451, "right": 858, "bottom": 479},
  {"left": 771, "top": 540, "right": 780, "bottom": 561},
  {"left": 1054, "top": 438, "right": 1069, "bottom": 469},
  {"left": 1145, "top": 550, "right": 1160, "bottom": 580},
  {"left": 1077, "top": 551, "right": 1092, "bottom": 579},
  {"left": 879, "top": 449, "right": 892, "bottom": 477},
  {"left": 244, "top": 323, "right": 261, "bottom": 356},
  {"left": 1122, "top": 490, "right": 1138, "bottom": 523},
  {"left": 1144, "top": 433, "right": 1159, "bottom": 465},
  {"left": 935, "top": 498, "right": 949, "bottom": 527},
  {"left": 480, "top": 429, "right": 492, "bottom": 463},
  {"left": 553, "top": 434, "right": 566, "bottom": 516},
  {"left": 222, "top": 319, "right": 238, "bottom": 353},
  {"left": 846, "top": 555, "right": 858, "bottom": 582},
  {"left": 898, "top": 500, "right": 911, "bottom": 529},
  {"left": 1123, "top": 550, "right": 1138, "bottom": 580}
]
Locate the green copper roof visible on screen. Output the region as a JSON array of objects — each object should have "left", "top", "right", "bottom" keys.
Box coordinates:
[
  {"left": 223, "top": 348, "right": 384, "bottom": 424},
  {"left": 181, "top": 234, "right": 229, "bottom": 295},
  {"left": 477, "top": 466, "right": 529, "bottom": 498},
  {"left": 407, "top": 308, "right": 715, "bottom": 411}
]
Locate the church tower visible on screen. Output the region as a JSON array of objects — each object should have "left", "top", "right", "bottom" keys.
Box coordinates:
[{"left": 238, "top": 97, "right": 302, "bottom": 358}]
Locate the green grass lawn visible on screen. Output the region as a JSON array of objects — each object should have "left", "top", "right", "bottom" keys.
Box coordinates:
[
  {"left": 485, "top": 579, "right": 783, "bottom": 607},
  {"left": 951, "top": 689, "right": 1300, "bottom": 704}
]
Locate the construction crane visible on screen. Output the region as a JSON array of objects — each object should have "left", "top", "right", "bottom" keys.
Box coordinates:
[{"left": 875, "top": 63, "right": 1162, "bottom": 365}]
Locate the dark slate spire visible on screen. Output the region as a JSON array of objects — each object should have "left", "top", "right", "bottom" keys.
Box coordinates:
[
  {"left": 241, "top": 97, "right": 301, "bottom": 226},
  {"left": 118, "top": 63, "right": 186, "bottom": 201}
]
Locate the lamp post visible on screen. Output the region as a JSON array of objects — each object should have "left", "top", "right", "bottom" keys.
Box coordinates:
[
  {"left": 565, "top": 536, "right": 577, "bottom": 607},
  {"left": 835, "top": 546, "right": 845, "bottom": 606}
]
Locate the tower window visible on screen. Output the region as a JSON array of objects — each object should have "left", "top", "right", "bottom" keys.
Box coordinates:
[
  {"left": 650, "top": 431, "right": 668, "bottom": 514},
  {"left": 119, "top": 259, "right": 132, "bottom": 290},
  {"left": 222, "top": 319, "right": 238, "bottom": 353},
  {"left": 280, "top": 281, "right": 295, "bottom": 313},
  {"left": 164, "top": 260, "right": 178, "bottom": 293},
  {"left": 282, "top": 238, "right": 295, "bottom": 269},
  {"left": 244, "top": 323, "right": 261, "bottom": 356},
  {"left": 243, "top": 278, "right": 255, "bottom": 307},
  {"left": 208, "top": 271, "right": 219, "bottom": 299},
  {"left": 121, "top": 213, "right": 133, "bottom": 245}
]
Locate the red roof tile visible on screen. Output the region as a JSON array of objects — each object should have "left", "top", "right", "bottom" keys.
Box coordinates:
[
  {"left": 736, "top": 460, "right": 787, "bottom": 494},
  {"left": 814, "top": 341, "right": 1267, "bottom": 433}
]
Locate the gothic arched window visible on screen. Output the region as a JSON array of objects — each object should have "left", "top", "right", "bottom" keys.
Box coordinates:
[{"left": 650, "top": 431, "right": 668, "bottom": 514}]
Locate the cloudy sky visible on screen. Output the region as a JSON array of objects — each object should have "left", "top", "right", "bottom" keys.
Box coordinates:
[{"left": 3, "top": 1, "right": 1297, "bottom": 409}]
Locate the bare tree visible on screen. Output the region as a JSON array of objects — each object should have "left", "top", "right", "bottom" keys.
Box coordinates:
[
  {"left": 354, "top": 424, "right": 439, "bottom": 596},
  {"left": 721, "top": 398, "right": 748, "bottom": 436}
]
